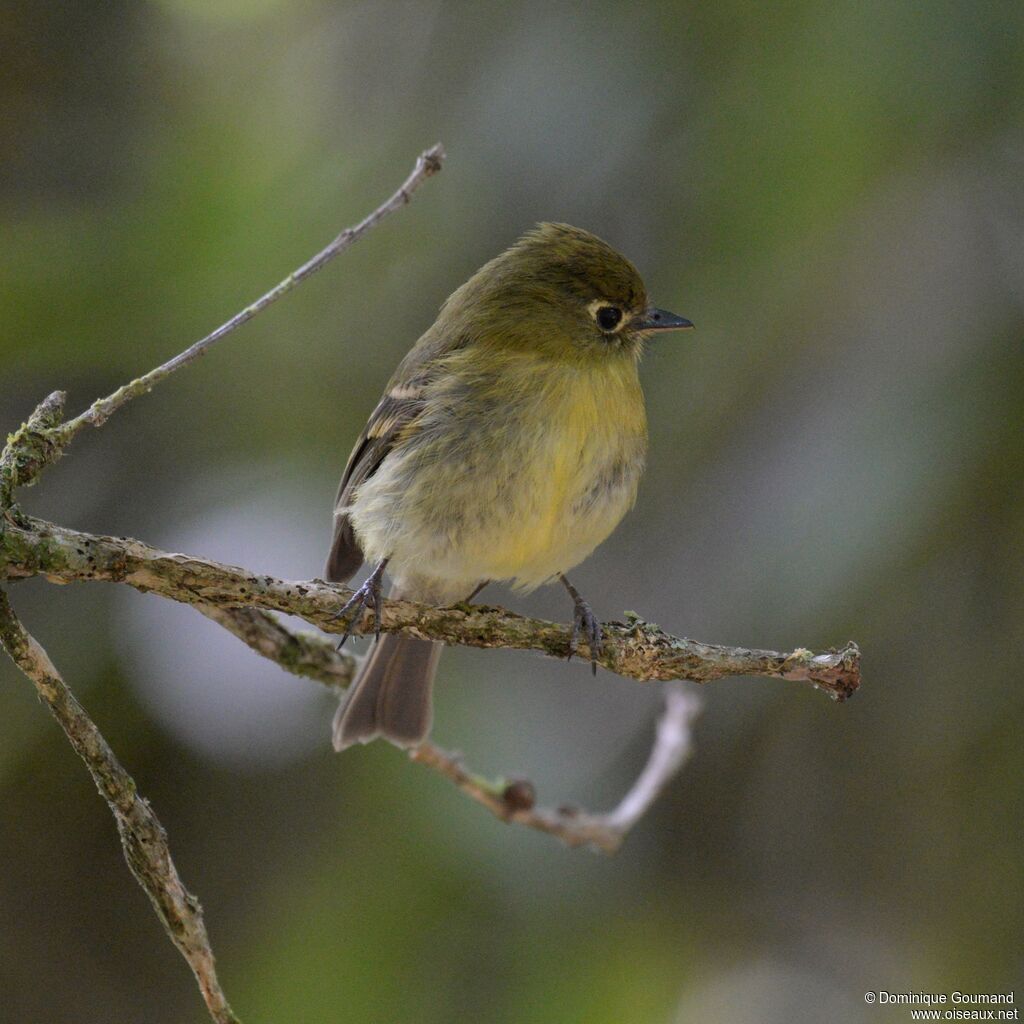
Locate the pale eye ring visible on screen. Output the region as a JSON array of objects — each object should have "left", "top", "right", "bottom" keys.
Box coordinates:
[{"left": 595, "top": 305, "right": 623, "bottom": 331}]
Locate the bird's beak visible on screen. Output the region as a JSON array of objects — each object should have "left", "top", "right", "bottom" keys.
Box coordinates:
[{"left": 633, "top": 308, "right": 694, "bottom": 333}]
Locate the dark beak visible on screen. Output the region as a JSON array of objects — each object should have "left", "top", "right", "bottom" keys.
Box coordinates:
[{"left": 634, "top": 308, "right": 694, "bottom": 332}]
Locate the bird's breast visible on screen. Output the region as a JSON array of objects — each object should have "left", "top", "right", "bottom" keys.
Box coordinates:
[{"left": 350, "top": 353, "right": 647, "bottom": 592}]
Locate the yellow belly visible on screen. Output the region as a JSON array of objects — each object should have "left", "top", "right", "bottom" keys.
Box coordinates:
[
  {"left": 459, "top": 404, "right": 643, "bottom": 586},
  {"left": 351, "top": 353, "right": 647, "bottom": 596}
]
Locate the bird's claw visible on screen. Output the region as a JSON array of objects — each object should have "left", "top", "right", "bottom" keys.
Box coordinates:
[
  {"left": 334, "top": 563, "right": 387, "bottom": 649},
  {"left": 567, "top": 593, "right": 603, "bottom": 675}
]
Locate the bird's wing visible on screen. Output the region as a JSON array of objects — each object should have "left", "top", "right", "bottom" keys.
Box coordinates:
[
  {"left": 325, "top": 372, "right": 430, "bottom": 583},
  {"left": 325, "top": 308, "right": 472, "bottom": 583}
]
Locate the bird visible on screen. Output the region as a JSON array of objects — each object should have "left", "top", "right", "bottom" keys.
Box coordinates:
[{"left": 326, "top": 222, "right": 692, "bottom": 751}]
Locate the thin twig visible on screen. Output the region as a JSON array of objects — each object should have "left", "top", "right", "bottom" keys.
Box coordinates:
[
  {"left": 599, "top": 686, "right": 699, "bottom": 835},
  {"left": 55, "top": 143, "right": 445, "bottom": 441},
  {"left": 0, "top": 515, "right": 862, "bottom": 699},
  {"left": 0, "top": 589, "right": 239, "bottom": 1024},
  {"left": 410, "top": 686, "right": 702, "bottom": 853},
  {"left": 189, "top": 604, "right": 699, "bottom": 852}
]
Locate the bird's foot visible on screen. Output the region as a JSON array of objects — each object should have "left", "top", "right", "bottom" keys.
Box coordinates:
[
  {"left": 334, "top": 559, "right": 388, "bottom": 649},
  {"left": 463, "top": 580, "right": 490, "bottom": 604},
  {"left": 559, "top": 574, "right": 603, "bottom": 675}
]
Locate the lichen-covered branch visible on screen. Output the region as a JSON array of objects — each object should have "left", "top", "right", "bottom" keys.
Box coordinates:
[
  {"left": 191, "top": 603, "right": 699, "bottom": 852},
  {"left": 0, "top": 390, "right": 67, "bottom": 506},
  {"left": 0, "top": 590, "right": 240, "bottom": 1024},
  {"left": 0, "top": 515, "right": 861, "bottom": 699}
]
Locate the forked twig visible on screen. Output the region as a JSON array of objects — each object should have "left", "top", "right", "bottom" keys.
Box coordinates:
[
  {"left": 0, "top": 136, "right": 864, "bottom": 1018},
  {"left": 193, "top": 603, "right": 700, "bottom": 853},
  {"left": 0, "top": 144, "right": 449, "bottom": 1024}
]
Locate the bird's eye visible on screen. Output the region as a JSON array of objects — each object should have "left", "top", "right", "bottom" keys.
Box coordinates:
[{"left": 595, "top": 305, "right": 622, "bottom": 331}]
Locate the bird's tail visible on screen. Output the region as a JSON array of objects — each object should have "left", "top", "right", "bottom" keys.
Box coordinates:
[{"left": 332, "top": 613, "right": 441, "bottom": 751}]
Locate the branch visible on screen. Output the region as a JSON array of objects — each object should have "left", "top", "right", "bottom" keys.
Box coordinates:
[
  {"left": 0, "top": 590, "right": 239, "bottom": 1024},
  {"left": 0, "top": 515, "right": 862, "bottom": 699},
  {"left": 42, "top": 143, "right": 443, "bottom": 448},
  {"left": 0, "top": 127, "right": 864, "bottom": 1015},
  {"left": 196, "top": 602, "right": 356, "bottom": 689},
  {"left": 3, "top": 145, "right": 444, "bottom": 495},
  {"left": 190, "top": 603, "right": 700, "bottom": 852},
  {"left": 411, "top": 686, "right": 702, "bottom": 853},
  {"left": 0, "top": 390, "right": 67, "bottom": 506},
  {"left": 0, "top": 145, "right": 450, "bottom": 1019}
]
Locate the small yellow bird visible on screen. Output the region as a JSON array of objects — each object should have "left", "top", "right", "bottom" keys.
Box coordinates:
[{"left": 326, "top": 223, "right": 692, "bottom": 751}]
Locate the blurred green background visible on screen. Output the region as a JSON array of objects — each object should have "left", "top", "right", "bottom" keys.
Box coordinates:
[{"left": 2, "top": 1, "right": 1022, "bottom": 1021}]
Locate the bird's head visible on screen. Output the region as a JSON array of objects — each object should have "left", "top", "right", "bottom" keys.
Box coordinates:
[{"left": 442, "top": 222, "right": 692, "bottom": 361}]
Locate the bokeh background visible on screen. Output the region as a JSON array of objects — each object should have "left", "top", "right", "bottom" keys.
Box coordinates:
[{"left": 2, "top": 2, "right": 1022, "bottom": 1021}]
